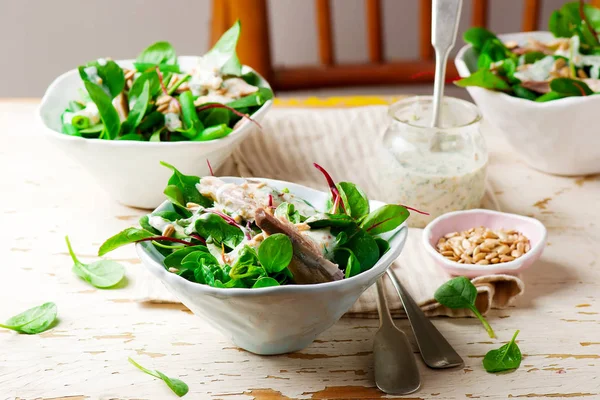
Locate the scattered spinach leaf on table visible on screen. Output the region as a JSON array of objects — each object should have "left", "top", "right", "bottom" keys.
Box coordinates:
[
  {"left": 0, "top": 302, "right": 57, "bottom": 334},
  {"left": 66, "top": 236, "right": 125, "bottom": 288},
  {"left": 128, "top": 357, "right": 189, "bottom": 397},
  {"left": 434, "top": 276, "right": 496, "bottom": 338},
  {"left": 483, "top": 330, "right": 522, "bottom": 373}
]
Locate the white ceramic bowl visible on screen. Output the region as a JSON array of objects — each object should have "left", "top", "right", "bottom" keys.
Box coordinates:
[
  {"left": 37, "top": 57, "right": 273, "bottom": 209},
  {"left": 136, "top": 177, "right": 409, "bottom": 355},
  {"left": 455, "top": 31, "right": 600, "bottom": 176},
  {"left": 422, "top": 209, "right": 546, "bottom": 278}
]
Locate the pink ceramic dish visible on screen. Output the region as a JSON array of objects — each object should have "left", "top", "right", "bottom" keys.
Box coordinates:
[{"left": 422, "top": 209, "right": 547, "bottom": 277}]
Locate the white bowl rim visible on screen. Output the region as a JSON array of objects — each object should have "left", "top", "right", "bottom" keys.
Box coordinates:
[
  {"left": 454, "top": 30, "right": 600, "bottom": 107},
  {"left": 36, "top": 56, "right": 273, "bottom": 147},
  {"left": 136, "top": 176, "right": 409, "bottom": 297},
  {"left": 421, "top": 208, "right": 547, "bottom": 272}
]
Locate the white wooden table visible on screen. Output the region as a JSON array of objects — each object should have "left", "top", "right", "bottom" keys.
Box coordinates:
[{"left": 1, "top": 100, "right": 599, "bottom": 400}]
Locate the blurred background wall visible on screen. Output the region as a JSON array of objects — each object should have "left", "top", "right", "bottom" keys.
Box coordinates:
[{"left": 1, "top": 0, "right": 564, "bottom": 97}]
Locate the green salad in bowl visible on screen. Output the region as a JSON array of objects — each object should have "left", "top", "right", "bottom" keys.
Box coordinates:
[
  {"left": 61, "top": 20, "right": 273, "bottom": 142},
  {"left": 99, "top": 163, "right": 418, "bottom": 288},
  {"left": 456, "top": 1, "right": 600, "bottom": 102}
]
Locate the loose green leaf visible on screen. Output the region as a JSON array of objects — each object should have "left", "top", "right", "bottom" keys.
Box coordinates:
[
  {"left": 66, "top": 236, "right": 125, "bottom": 288},
  {"left": 463, "top": 26, "right": 499, "bottom": 53},
  {"left": 0, "top": 302, "right": 57, "bottom": 334},
  {"left": 337, "top": 182, "right": 369, "bottom": 220},
  {"left": 360, "top": 205, "right": 409, "bottom": 235},
  {"left": 258, "top": 233, "right": 293, "bottom": 274},
  {"left": 79, "top": 60, "right": 125, "bottom": 99},
  {"left": 195, "top": 213, "right": 243, "bottom": 249},
  {"left": 98, "top": 228, "right": 155, "bottom": 256},
  {"left": 136, "top": 41, "right": 177, "bottom": 66},
  {"left": 84, "top": 81, "right": 121, "bottom": 140},
  {"left": 128, "top": 357, "right": 188, "bottom": 397},
  {"left": 550, "top": 77, "right": 593, "bottom": 96},
  {"left": 160, "top": 161, "right": 212, "bottom": 208},
  {"left": 434, "top": 276, "right": 496, "bottom": 338},
  {"left": 130, "top": 70, "right": 161, "bottom": 100},
  {"left": 121, "top": 80, "right": 150, "bottom": 134},
  {"left": 454, "top": 69, "right": 511, "bottom": 91},
  {"left": 204, "top": 20, "right": 243, "bottom": 76},
  {"left": 483, "top": 330, "right": 522, "bottom": 373},
  {"left": 252, "top": 277, "right": 280, "bottom": 288}
]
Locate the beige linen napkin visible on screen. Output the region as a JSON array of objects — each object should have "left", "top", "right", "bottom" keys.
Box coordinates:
[{"left": 135, "top": 106, "right": 524, "bottom": 317}]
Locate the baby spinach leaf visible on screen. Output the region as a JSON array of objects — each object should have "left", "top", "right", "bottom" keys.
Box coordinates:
[
  {"left": 483, "top": 330, "right": 522, "bottom": 373},
  {"left": 98, "top": 228, "right": 155, "bottom": 256},
  {"left": 130, "top": 70, "right": 161, "bottom": 101},
  {"left": 374, "top": 237, "right": 390, "bottom": 257},
  {"left": 164, "top": 246, "right": 211, "bottom": 269},
  {"left": 66, "top": 236, "right": 125, "bottom": 288},
  {"left": 161, "top": 161, "right": 211, "bottom": 208},
  {"left": 198, "top": 107, "right": 230, "bottom": 127},
  {"left": 550, "top": 77, "right": 593, "bottom": 96},
  {"left": 454, "top": 69, "right": 511, "bottom": 91},
  {"left": 84, "top": 81, "right": 121, "bottom": 140},
  {"left": 139, "top": 111, "right": 165, "bottom": 131},
  {"left": 164, "top": 185, "right": 190, "bottom": 216},
  {"left": 274, "top": 202, "right": 303, "bottom": 224},
  {"left": 252, "top": 277, "right": 280, "bottom": 288},
  {"left": 478, "top": 38, "right": 512, "bottom": 70},
  {"left": 118, "top": 133, "right": 144, "bottom": 141},
  {"left": 337, "top": 182, "right": 369, "bottom": 220},
  {"left": 360, "top": 205, "right": 409, "bottom": 235},
  {"left": 512, "top": 84, "right": 539, "bottom": 101},
  {"left": 522, "top": 51, "right": 546, "bottom": 64},
  {"left": 195, "top": 213, "right": 243, "bottom": 249},
  {"left": 434, "top": 276, "right": 496, "bottom": 338},
  {"left": 134, "top": 63, "right": 181, "bottom": 73},
  {"left": 463, "top": 26, "right": 499, "bottom": 53},
  {"left": 305, "top": 213, "right": 355, "bottom": 229},
  {"left": 535, "top": 91, "right": 567, "bottom": 102},
  {"left": 205, "top": 20, "right": 243, "bottom": 76},
  {"left": 128, "top": 357, "right": 188, "bottom": 397},
  {"left": 258, "top": 233, "right": 293, "bottom": 274},
  {"left": 79, "top": 60, "right": 125, "bottom": 99},
  {"left": 337, "top": 229, "right": 379, "bottom": 273},
  {"left": 336, "top": 248, "right": 361, "bottom": 279},
  {"left": 225, "top": 88, "right": 274, "bottom": 108},
  {"left": 136, "top": 41, "right": 177, "bottom": 66},
  {"left": 0, "top": 302, "right": 57, "bottom": 334},
  {"left": 178, "top": 91, "right": 203, "bottom": 138},
  {"left": 121, "top": 80, "right": 150, "bottom": 134},
  {"left": 549, "top": 2, "right": 600, "bottom": 47}
]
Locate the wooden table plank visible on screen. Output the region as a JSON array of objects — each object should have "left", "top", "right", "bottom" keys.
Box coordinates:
[{"left": 1, "top": 101, "right": 599, "bottom": 399}]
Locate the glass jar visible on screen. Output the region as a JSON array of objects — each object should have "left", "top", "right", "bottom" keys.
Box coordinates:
[{"left": 377, "top": 96, "right": 487, "bottom": 228}]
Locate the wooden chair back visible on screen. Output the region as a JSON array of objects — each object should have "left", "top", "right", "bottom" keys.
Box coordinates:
[{"left": 211, "top": 0, "right": 600, "bottom": 91}]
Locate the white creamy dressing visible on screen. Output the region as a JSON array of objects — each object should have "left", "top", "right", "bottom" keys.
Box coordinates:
[
  {"left": 301, "top": 228, "right": 337, "bottom": 259},
  {"left": 514, "top": 56, "right": 555, "bottom": 82},
  {"left": 552, "top": 36, "right": 600, "bottom": 79},
  {"left": 164, "top": 113, "right": 182, "bottom": 131},
  {"left": 97, "top": 58, "right": 107, "bottom": 66},
  {"left": 83, "top": 66, "right": 102, "bottom": 85},
  {"left": 379, "top": 101, "right": 487, "bottom": 228},
  {"left": 194, "top": 93, "right": 232, "bottom": 105},
  {"left": 62, "top": 112, "right": 74, "bottom": 124},
  {"left": 189, "top": 60, "right": 223, "bottom": 96},
  {"left": 222, "top": 78, "right": 259, "bottom": 98},
  {"left": 148, "top": 216, "right": 185, "bottom": 236}
]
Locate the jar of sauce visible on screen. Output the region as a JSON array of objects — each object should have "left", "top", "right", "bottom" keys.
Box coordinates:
[{"left": 378, "top": 96, "right": 487, "bottom": 228}]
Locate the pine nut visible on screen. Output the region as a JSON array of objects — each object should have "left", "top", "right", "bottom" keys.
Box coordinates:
[{"left": 162, "top": 224, "right": 175, "bottom": 237}]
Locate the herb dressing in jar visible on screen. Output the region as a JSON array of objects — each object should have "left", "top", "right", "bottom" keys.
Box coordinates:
[{"left": 378, "top": 96, "right": 487, "bottom": 228}]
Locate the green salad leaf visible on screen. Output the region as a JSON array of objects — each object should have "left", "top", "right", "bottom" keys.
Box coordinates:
[
  {"left": 121, "top": 80, "right": 150, "bottom": 134},
  {"left": 360, "top": 205, "right": 409, "bottom": 235},
  {"left": 434, "top": 276, "right": 496, "bottom": 338},
  {"left": 483, "top": 330, "right": 522, "bottom": 373},
  {"left": 83, "top": 81, "right": 121, "bottom": 140},
  {"left": 454, "top": 69, "right": 511, "bottom": 91},
  {"left": 136, "top": 41, "right": 177, "bottom": 66},
  {"left": 128, "top": 357, "right": 188, "bottom": 397},
  {"left": 66, "top": 236, "right": 125, "bottom": 288},
  {"left": 204, "top": 20, "right": 243, "bottom": 76},
  {"left": 98, "top": 227, "right": 155, "bottom": 256},
  {"left": 0, "top": 302, "right": 57, "bottom": 334},
  {"left": 257, "top": 233, "right": 293, "bottom": 274}
]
